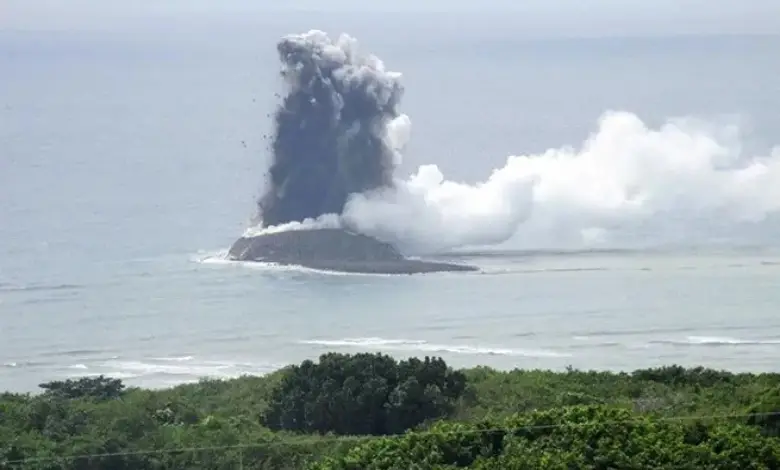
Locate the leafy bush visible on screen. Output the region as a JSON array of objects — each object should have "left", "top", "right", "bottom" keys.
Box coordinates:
[
  {"left": 261, "top": 353, "right": 467, "bottom": 435},
  {"left": 310, "top": 405, "right": 780, "bottom": 470},
  {"left": 631, "top": 365, "right": 739, "bottom": 388},
  {"left": 39, "top": 376, "right": 125, "bottom": 401},
  {"left": 2, "top": 360, "right": 780, "bottom": 468},
  {"left": 746, "top": 385, "right": 780, "bottom": 436}
]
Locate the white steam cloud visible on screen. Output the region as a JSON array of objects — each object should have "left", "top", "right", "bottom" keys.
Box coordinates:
[
  {"left": 248, "top": 31, "right": 780, "bottom": 254},
  {"left": 343, "top": 111, "right": 780, "bottom": 253}
]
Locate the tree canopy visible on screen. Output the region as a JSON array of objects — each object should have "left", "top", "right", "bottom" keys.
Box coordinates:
[
  {"left": 261, "top": 352, "right": 467, "bottom": 435},
  {"left": 1, "top": 357, "right": 780, "bottom": 469}
]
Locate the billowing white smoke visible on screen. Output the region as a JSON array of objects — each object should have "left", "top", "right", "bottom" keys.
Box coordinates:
[
  {"left": 343, "top": 111, "right": 780, "bottom": 253},
  {"left": 249, "top": 30, "right": 780, "bottom": 254},
  {"left": 243, "top": 213, "right": 342, "bottom": 238}
]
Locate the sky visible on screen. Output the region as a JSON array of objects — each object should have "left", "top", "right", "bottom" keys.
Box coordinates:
[{"left": 2, "top": 0, "right": 779, "bottom": 37}]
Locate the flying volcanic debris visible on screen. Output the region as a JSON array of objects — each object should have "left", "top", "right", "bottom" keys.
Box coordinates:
[
  {"left": 258, "top": 30, "right": 407, "bottom": 228},
  {"left": 245, "top": 30, "right": 780, "bottom": 256}
]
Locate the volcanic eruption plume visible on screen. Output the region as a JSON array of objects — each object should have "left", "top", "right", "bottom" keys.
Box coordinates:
[
  {"left": 248, "top": 30, "right": 780, "bottom": 255},
  {"left": 258, "top": 30, "right": 408, "bottom": 228}
]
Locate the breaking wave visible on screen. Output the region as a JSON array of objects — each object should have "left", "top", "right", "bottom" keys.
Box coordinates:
[
  {"left": 300, "top": 337, "right": 571, "bottom": 358},
  {"left": 650, "top": 336, "right": 780, "bottom": 346}
]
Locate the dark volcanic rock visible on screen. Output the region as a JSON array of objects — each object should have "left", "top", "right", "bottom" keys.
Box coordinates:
[{"left": 227, "top": 229, "right": 478, "bottom": 274}]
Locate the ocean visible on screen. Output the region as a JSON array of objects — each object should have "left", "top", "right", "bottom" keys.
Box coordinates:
[{"left": 2, "top": 18, "right": 780, "bottom": 392}]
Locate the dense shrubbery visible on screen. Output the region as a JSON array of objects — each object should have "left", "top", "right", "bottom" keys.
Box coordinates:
[
  {"left": 38, "top": 375, "right": 125, "bottom": 401},
  {"left": 1, "top": 356, "right": 780, "bottom": 469},
  {"left": 311, "top": 406, "right": 780, "bottom": 469},
  {"left": 261, "top": 353, "right": 467, "bottom": 435}
]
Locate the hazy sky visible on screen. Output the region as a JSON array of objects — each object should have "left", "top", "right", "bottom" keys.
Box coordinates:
[{"left": 3, "top": 0, "right": 779, "bottom": 37}]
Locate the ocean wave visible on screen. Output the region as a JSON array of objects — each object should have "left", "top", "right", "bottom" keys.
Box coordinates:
[
  {"left": 101, "top": 360, "right": 233, "bottom": 377},
  {"left": 38, "top": 349, "right": 114, "bottom": 358},
  {"left": 572, "top": 324, "right": 772, "bottom": 339},
  {"left": 2, "top": 360, "right": 51, "bottom": 369},
  {"left": 474, "top": 258, "right": 780, "bottom": 277},
  {"left": 95, "top": 359, "right": 280, "bottom": 380},
  {"left": 72, "top": 371, "right": 141, "bottom": 380},
  {"left": 301, "top": 338, "right": 428, "bottom": 347},
  {"left": 0, "top": 283, "right": 83, "bottom": 293},
  {"left": 649, "top": 336, "right": 780, "bottom": 346},
  {"left": 569, "top": 337, "right": 622, "bottom": 349},
  {"left": 193, "top": 251, "right": 428, "bottom": 277},
  {"left": 150, "top": 356, "right": 194, "bottom": 362},
  {"left": 476, "top": 266, "right": 610, "bottom": 275},
  {"left": 191, "top": 249, "right": 230, "bottom": 264},
  {"left": 300, "top": 337, "right": 570, "bottom": 358}
]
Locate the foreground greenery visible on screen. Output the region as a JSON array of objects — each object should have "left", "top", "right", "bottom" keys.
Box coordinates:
[{"left": 3, "top": 353, "right": 780, "bottom": 469}]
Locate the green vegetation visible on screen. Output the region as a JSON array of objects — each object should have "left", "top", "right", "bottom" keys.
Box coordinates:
[
  {"left": 262, "top": 353, "right": 466, "bottom": 435},
  {"left": 2, "top": 355, "right": 780, "bottom": 469}
]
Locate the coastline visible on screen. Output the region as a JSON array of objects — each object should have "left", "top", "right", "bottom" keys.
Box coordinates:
[
  {"left": 3, "top": 354, "right": 780, "bottom": 468},
  {"left": 227, "top": 229, "right": 479, "bottom": 274}
]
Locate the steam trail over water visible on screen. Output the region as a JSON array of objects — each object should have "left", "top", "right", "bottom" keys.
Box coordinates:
[
  {"left": 347, "top": 113, "right": 780, "bottom": 253},
  {"left": 252, "top": 30, "right": 780, "bottom": 253}
]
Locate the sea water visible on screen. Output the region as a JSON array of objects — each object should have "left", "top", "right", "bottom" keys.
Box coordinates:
[{"left": 2, "top": 20, "right": 779, "bottom": 392}]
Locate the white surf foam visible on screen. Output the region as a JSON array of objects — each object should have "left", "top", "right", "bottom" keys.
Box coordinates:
[
  {"left": 651, "top": 336, "right": 780, "bottom": 346},
  {"left": 193, "top": 249, "right": 427, "bottom": 277},
  {"left": 73, "top": 371, "right": 140, "bottom": 380},
  {"left": 687, "top": 336, "right": 780, "bottom": 345},
  {"left": 300, "top": 337, "right": 570, "bottom": 358},
  {"left": 95, "top": 358, "right": 281, "bottom": 381},
  {"left": 301, "top": 338, "right": 428, "bottom": 347},
  {"left": 151, "top": 356, "right": 195, "bottom": 362},
  {"left": 101, "top": 360, "right": 230, "bottom": 377},
  {"left": 191, "top": 249, "right": 231, "bottom": 265}
]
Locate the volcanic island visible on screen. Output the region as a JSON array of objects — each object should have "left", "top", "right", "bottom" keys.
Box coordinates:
[{"left": 227, "top": 228, "right": 478, "bottom": 274}]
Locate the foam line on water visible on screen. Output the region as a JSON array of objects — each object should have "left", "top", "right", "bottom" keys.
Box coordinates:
[
  {"left": 150, "top": 356, "right": 195, "bottom": 362},
  {"left": 0, "top": 283, "right": 83, "bottom": 293},
  {"left": 649, "top": 336, "right": 780, "bottom": 346},
  {"left": 54, "top": 357, "right": 285, "bottom": 385},
  {"left": 300, "top": 337, "right": 570, "bottom": 358},
  {"left": 193, "top": 249, "right": 447, "bottom": 277}
]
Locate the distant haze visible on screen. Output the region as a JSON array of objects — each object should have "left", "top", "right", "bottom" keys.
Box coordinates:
[
  {"left": 2, "top": 0, "right": 780, "bottom": 392},
  {"left": 3, "top": 0, "right": 779, "bottom": 37}
]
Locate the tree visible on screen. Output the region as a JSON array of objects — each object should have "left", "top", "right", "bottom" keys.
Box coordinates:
[
  {"left": 746, "top": 385, "right": 780, "bottom": 436},
  {"left": 39, "top": 376, "right": 125, "bottom": 401},
  {"left": 309, "top": 406, "right": 780, "bottom": 470},
  {"left": 262, "top": 353, "right": 466, "bottom": 435}
]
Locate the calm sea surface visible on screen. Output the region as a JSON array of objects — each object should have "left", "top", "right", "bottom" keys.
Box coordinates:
[{"left": 2, "top": 23, "right": 779, "bottom": 392}]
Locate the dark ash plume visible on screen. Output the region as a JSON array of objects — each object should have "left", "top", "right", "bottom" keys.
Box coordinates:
[{"left": 258, "top": 30, "right": 404, "bottom": 228}]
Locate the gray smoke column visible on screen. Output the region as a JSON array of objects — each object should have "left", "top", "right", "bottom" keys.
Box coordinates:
[
  {"left": 248, "top": 31, "right": 780, "bottom": 254},
  {"left": 258, "top": 30, "right": 405, "bottom": 228}
]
